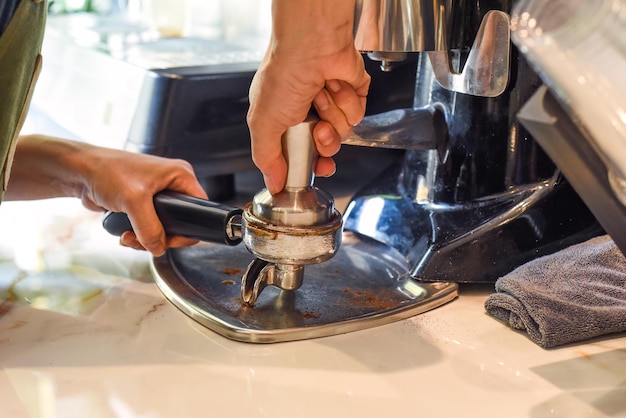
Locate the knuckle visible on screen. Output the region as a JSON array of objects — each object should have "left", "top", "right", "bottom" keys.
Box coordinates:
[
  {"left": 251, "top": 151, "right": 271, "bottom": 171},
  {"left": 176, "top": 159, "right": 195, "bottom": 175}
]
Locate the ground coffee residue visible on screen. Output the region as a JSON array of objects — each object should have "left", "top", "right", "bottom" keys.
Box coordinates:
[
  {"left": 343, "top": 288, "right": 400, "bottom": 312},
  {"left": 223, "top": 267, "right": 242, "bottom": 276}
]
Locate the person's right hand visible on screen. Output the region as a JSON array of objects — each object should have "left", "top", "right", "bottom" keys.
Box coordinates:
[{"left": 247, "top": 0, "right": 370, "bottom": 194}]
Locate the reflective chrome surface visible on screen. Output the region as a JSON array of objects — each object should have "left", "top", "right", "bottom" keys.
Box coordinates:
[
  {"left": 344, "top": 172, "right": 601, "bottom": 282},
  {"left": 354, "top": 0, "right": 451, "bottom": 71},
  {"left": 241, "top": 260, "right": 304, "bottom": 305},
  {"left": 353, "top": 0, "right": 510, "bottom": 96},
  {"left": 354, "top": 0, "right": 451, "bottom": 53},
  {"left": 242, "top": 203, "right": 343, "bottom": 266},
  {"left": 152, "top": 231, "right": 458, "bottom": 343},
  {"left": 428, "top": 10, "right": 511, "bottom": 97},
  {"left": 344, "top": 106, "right": 448, "bottom": 152},
  {"left": 282, "top": 118, "right": 316, "bottom": 191},
  {"left": 251, "top": 188, "right": 335, "bottom": 227}
]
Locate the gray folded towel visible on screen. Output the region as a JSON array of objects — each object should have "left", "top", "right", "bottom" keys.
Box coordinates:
[{"left": 485, "top": 235, "right": 626, "bottom": 348}]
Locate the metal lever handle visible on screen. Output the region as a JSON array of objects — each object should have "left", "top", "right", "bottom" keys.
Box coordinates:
[
  {"left": 344, "top": 105, "right": 448, "bottom": 151},
  {"left": 102, "top": 190, "right": 243, "bottom": 246}
]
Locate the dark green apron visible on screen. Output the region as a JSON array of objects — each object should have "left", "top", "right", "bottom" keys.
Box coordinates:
[{"left": 0, "top": 0, "right": 46, "bottom": 200}]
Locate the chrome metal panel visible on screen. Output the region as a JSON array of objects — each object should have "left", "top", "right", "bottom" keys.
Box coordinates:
[{"left": 354, "top": 0, "right": 452, "bottom": 52}]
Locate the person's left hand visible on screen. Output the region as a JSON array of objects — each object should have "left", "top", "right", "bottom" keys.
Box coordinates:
[
  {"left": 7, "top": 136, "right": 208, "bottom": 257},
  {"left": 79, "top": 147, "right": 208, "bottom": 256}
]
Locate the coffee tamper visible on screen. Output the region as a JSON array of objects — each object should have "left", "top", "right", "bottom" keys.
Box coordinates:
[{"left": 241, "top": 116, "right": 343, "bottom": 305}]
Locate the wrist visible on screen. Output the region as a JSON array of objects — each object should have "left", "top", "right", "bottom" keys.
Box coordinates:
[
  {"left": 270, "top": 0, "right": 356, "bottom": 58},
  {"left": 12, "top": 135, "right": 94, "bottom": 199}
]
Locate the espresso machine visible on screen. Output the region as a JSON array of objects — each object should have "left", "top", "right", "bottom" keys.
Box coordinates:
[{"left": 105, "top": 0, "right": 607, "bottom": 343}]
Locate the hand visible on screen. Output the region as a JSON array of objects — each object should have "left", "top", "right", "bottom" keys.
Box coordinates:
[
  {"left": 7, "top": 135, "right": 208, "bottom": 256},
  {"left": 79, "top": 147, "right": 208, "bottom": 257},
  {"left": 247, "top": 0, "right": 370, "bottom": 194}
]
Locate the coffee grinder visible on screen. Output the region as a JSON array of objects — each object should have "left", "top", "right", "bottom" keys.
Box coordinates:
[
  {"left": 343, "top": 0, "right": 602, "bottom": 283},
  {"left": 105, "top": 0, "right": 603, "bottom": 343}
]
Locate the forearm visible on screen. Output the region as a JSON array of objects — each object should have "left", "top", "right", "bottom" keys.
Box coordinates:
[
  {"left": 4, "top": 134, "right": 92, "bottom": 201},
  {"left": 4, "top": 134, "right": 208, "bottom": 255},
  {"left": 270, "top": 0, "right": 357, "bottom": 64}
]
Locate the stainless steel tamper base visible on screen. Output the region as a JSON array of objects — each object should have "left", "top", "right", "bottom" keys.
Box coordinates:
[{"left": 251, "top": 187, "right": 336, "bottom": 227}]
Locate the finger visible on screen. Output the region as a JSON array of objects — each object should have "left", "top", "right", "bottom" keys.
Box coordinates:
[
  {"left": 312, "top": 120, "right": 342, "bottom": 158},
  {"left": 120, "top": 222, "right": 199, "bottom": 252},
  {"left": 165, "top": 236, "right": 200, "bottom": 248},
  {"left": 250, "top": 134, "right": 288, "bottom": 194},
  {"left": 120, "top": 231, "right": 146, "bottom": 251},
  {"left": 325, "top": 80, "right": 367, "bottom": 127},
  {"left": 247, "top": 98, "right": 289, "bottom": 194},
  {"left": 312, "top": 89, "right": 347, "bottom": 160},
  {"left": 161, "top": 159, "right": 208, "bottom": 199},
  {"left": 314, "top": 156, "right": 336, "bottom": 178},
  {"left": 125, "top": 198, "right": 167, "bottom": 257},
  {"left": 313, "top": 88, "right": 353, "bottom": 141}
]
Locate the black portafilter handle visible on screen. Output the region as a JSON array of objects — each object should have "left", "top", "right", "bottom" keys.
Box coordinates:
[{"left": 102, "top": 190, "right": 243, "bottom": 246}]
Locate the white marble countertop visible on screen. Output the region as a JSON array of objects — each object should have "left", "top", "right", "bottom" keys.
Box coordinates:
[{"left": 0, "top": 197, "right": 625, "bottom": 418}]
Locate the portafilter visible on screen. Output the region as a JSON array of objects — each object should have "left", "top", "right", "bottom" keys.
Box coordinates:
[{"left": 103, "top": 115, "right": 343, "bottom": 306}]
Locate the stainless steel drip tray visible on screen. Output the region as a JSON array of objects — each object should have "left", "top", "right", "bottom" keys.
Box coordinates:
[{"left": 152, "top": 231, "right": 458, "bottom": 343}]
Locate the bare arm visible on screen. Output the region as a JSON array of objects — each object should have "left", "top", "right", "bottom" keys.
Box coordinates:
[{"left": 5, "top": 134, "right": 208, "bottom": 256}]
